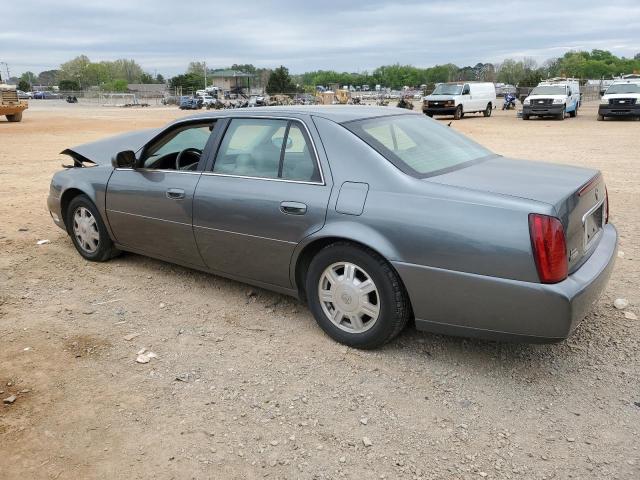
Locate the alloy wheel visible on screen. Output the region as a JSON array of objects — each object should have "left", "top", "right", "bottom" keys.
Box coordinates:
[
  {"left": 73, "top": 206, "right": 100, "bottom": 254},
  {"left": 318, "top": 262, "right": 380, "bottom": 333}
]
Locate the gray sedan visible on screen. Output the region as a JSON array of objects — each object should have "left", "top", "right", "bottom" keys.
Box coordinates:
[{"left": 47, "top": 106, "right": 617, "bottom": 348}]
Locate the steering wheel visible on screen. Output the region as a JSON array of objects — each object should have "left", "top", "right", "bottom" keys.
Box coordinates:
[{"left": 175, "top": 148, "right": 202, "bottom": 170}]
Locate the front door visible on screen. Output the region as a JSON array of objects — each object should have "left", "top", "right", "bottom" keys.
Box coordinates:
[
  {"left": 106, "top": 120, "right": 217, "bottom": 267},
  {"left": 193, "top": 117, "right": 332, "bottom": 288}
]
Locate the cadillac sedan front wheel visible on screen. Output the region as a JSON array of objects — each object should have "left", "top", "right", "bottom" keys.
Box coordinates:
[{"left": 66, "top": 194, "right": 119, "bottom": 262}]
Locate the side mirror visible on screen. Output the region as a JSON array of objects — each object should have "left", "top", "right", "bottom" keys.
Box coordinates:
[{"left": 112, "top": 150, "right": 137, "bottom": 169}]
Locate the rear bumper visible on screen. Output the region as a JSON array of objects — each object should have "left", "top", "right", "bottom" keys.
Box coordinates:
[
  {"left": 523, "top": 104, "right": 563, "bottom": 116},
  {"left": 598, "top": 104, "right": 640, "bottom": 117},
  {"left": 393, "top": 224, "right": 617, "bottom": 342}
]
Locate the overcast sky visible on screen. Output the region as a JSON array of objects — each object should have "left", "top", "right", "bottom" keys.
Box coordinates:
[{"left": 2, "top": 0, "right": 639, "bottom": 77}]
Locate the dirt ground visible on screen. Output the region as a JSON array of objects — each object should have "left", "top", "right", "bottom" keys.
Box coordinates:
[{"left": 1, "top": 100, "right": 638, "bottom": 480}]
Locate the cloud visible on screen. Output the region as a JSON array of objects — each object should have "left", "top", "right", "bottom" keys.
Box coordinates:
[{"left": 1, "top": 0, "right": 639, "bottom": 76}]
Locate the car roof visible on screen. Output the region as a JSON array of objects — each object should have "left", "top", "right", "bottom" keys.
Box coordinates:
[{"left": 180, "top": 105, "right": 418, "bottom": 124}]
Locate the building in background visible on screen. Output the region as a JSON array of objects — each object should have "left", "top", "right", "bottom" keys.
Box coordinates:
[{"left": 209, "top": 70, "right": 253, "bottom": 96}]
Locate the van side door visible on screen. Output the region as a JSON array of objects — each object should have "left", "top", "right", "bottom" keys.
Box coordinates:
[{"left": 461, "top": 83, "right": 472, "bottom": 111}]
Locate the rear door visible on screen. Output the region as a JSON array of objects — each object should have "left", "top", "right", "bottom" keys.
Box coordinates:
[
  {"left": 193, "top": 116, "right": 332, "bottom": 288},
  {"left": 106, "top": 120, "right": 219, "bottom": 267}
]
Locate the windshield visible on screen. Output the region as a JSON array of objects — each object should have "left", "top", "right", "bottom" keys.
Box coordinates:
[
  {"left": 345, "top": 115, "right": 494, "bottom": 178},
  {"left": 605, "top": 83, "right": 640, "bottom": 94},
  {"left": 531, "top": 85, "right": 566, "bottom": 95},
  {"left": 432, "top": 84, "right": 463, "bottom": 95}
]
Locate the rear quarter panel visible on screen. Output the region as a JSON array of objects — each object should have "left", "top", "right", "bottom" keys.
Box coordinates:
[{"left": 310, "top": 115, "right": 546, "bottom": 283}]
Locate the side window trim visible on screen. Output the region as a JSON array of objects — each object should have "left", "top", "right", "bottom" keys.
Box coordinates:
[
  {"left": 122, "top": 119, "right": 220, "bottom": 173},
  {"left": 277, "top": 121, "right": 292, "bottom": 179},
  {"left": 207, "top": 117, "right": 325, "bottom": 185}
]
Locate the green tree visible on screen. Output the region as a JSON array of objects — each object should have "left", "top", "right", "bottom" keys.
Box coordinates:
[
  {"left": 84, "top": 62, "right": 110, "bottom": 86},
  {"left": 169, "top": 72, "right": 205, "bottom": 91},
  {"left": 19, "top": 71, "right": 36, "bottom": 87},
  {"left": 103, "top": 79, "right": 128, "bottom": 92},
  {"left": 37, "top": 70, "right": 59, "bottom": 86},
  {"left": 231, "top": 64, "right": 256, "bottom": 75},
  {"left": 59, "top": 79, "right": 80, "bottom": 91},
  {"left": 59, "top": 55, "right": 92, "bottom": 87},
  {"left": 17, "top": 80, "right": 30, "bottom": 91},
  {"left": 266, "top": 66, "right": 296, "bottom": 94}
]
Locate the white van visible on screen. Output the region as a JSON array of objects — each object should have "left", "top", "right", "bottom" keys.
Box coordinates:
[
  {"left": 422, "top": 82, "right": 496, "bottom": 120},
  {"left": 522, "top": 78, "right": 580, "bottom": 120},
  {"left": 597, "top": 77, "right": 640, "bottom": 121}
]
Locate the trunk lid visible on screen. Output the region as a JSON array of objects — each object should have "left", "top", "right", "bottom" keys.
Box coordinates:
[{"left": 427, "top": 156, "right": 606, "bottom": 272}]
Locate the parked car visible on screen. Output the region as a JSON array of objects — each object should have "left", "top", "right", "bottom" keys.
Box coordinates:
[
  {"left": 248, "top": 95, "right": 267, "bottom": 107},
  {"left": 48, "top": 107, "right": 617, "bottom": 348},
  {"left": 197, "top": 95, "right": 218, "bottom": 108},
  {"left": 522, "top": 78, "right": 580, "bottom": 120},
  {"left": 179, "top": 96, "right": 202, "bottom": 110},
  {"left": 33, "top": 91, "right": 61, "bottom": 99},
  {"left": 422, "top": 82, "right": 496, "bottom": 120},
  {"left": 597, "top": 78, "right": 640, "bottom": 121},
  {"left": 17, "top": 90, "right": 33, "bottom": 99}
]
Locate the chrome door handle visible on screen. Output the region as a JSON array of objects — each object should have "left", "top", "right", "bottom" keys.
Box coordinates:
[
  {"left": 280, "top": 201, "right": 307, "bottom": 215},
  {"left": 166, "top": 188, "right": 185, "bottom": 200}
]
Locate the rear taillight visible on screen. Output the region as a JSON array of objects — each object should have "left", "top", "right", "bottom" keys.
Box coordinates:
[
  {"left": 529, "top": 214, "right": 568, "bottom": 284},
  {"left": 605, "top": 186, "right": 609, "bottom": 224}
]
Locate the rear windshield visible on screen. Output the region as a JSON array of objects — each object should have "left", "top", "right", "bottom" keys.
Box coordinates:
[
  {"left": 344, "top": 114, "right": 494, "bottom": 178},
  {"left": 605, "top": 83, "right": 640, "bottom": 94},
  {"left": 531, "top": 85, "right": 566, "bottom": 95}
]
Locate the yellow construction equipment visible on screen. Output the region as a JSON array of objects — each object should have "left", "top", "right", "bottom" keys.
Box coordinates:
[{"left": 0, "top": 84, "right": 28, "bottom": 122}]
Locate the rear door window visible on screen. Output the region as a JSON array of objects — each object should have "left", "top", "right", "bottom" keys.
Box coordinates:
[{"left": 214, "top": 118, "right": 321, "bottom": 182}]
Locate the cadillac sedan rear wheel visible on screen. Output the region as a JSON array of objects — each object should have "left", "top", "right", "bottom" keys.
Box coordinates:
[
  {"left": 66, "top": 195, "right": 119, "bottom": 262},
  {"left": 306, "top": 242, "right": 410, "bottom": 349}
]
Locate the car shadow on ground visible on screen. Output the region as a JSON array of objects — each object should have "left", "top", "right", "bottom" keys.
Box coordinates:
[{"left": 114, "top": 252, "right": 584, "bottom": 373}]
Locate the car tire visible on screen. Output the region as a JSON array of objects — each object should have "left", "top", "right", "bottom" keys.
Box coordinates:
[
  {"left": 569, "top": 107, "right": 577, "bottom": 118},
  {"left": 66, "top": 194, "right": 119, "bottom": 262},
  {"left": 6, "top": 112, "right": 22, "bottom": 122},
  {"left": 453, "top": 105, "right": 463, "bottom": 120},
  {"left": 425, "top": 113, "right": 433, "bottom": 118},
  {"left": 305, "top": 242, "right": 411, "bottom": 349},
  {"left": 557, "top": 107, "right": 565, "bottom": 120},
  {"left": 522, "top": 114, "right": 530, "bottom": 120},
  {"left": 597, "top": 114, "right": 604, "bottom": 121},
  {"left": 483, "top": 103, "right": 492, "bottom": 117}
]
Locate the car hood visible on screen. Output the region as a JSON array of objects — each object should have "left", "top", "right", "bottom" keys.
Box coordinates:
[
  {"left": 61, "top": 128, "right": 161, "bottom": 165},
  {"left": 424, "top": 95, "right": 456, "bottom": 101},
  {"left": 426, "top": 156, "right": 597, "bottom": 207}
]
